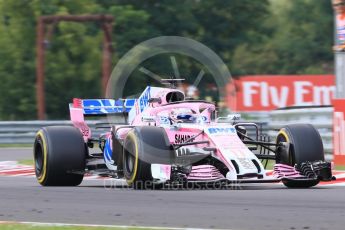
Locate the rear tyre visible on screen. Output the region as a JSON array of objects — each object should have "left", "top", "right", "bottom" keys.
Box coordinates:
[
  {"left": 123, "top": 126, "right": 173, "bottom": 189},
  {"left": 34, "top": 126, "right": 86, "bottom": 186},
  {"left": 112, "top": 129, "right": 124, "bottom": 177},
  {"left": 276, "top": 124, "right": 324, "bottom": 188}
]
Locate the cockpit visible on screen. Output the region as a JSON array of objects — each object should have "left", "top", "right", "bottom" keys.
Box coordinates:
[{"left": 153, "top": 101, "right": 215, "bottom": 125}]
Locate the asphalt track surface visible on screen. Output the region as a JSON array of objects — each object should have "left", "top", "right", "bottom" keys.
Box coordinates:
[{"left": 1, "top": 148, "right": 345, "bottom": 230}]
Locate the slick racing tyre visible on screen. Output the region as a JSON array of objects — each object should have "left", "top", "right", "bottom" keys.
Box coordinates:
[
  {"left": 123, "top": 126, "right": 173, "bottom": 189},
  {"left": 34, "top": 126, "right": 86, "bottom": 186},
  {"left": 112, "top": 131, "right": 124, "bottom": 177},
  {"left": 276, "top": 124, "right": 324, "bottom": 188}
]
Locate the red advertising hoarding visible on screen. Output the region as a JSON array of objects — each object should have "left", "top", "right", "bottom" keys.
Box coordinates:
[
  {"left": 333, "top": 99, "right": 345, "bottom": 165},
  {"left": 227, "top": 75, "right": 335, "bottom": 111}
]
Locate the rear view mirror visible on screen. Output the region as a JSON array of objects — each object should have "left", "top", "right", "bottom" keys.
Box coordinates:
[
  {"left": 142, "top": 115, "right": 156, "bottom": 122},
  {"left": 227, "top": 114, "right": 241, "bottom": 121}
]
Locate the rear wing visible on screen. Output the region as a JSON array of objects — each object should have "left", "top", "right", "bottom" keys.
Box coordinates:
[
  {"left": 71, "top": 98, "right": 136, "bottom": 115},
  {"left": 69, "top": 98, "right": 136, "bottom": 141}
]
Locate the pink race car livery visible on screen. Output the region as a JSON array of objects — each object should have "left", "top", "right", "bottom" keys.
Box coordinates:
[{"left": 34, "top": 81, "right": 334, "bottom": 189}]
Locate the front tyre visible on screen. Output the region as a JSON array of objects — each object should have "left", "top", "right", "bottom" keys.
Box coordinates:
[
  {"left": 276, "top": 124, "right": 324, "bottom": 188},
  {"left": 123, "top": 126, "right": 173, "bottom": 189},
  {"left": 34, "top": 126, "right": 86, "bottom": 186},
  {"left": 123, "top": 131, "right": 150, "bottom": 189}
]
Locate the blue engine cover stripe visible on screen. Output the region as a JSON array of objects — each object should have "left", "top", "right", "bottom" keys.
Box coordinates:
[{"left": 81, "top": 99, "right": 136, "bottom": 115}]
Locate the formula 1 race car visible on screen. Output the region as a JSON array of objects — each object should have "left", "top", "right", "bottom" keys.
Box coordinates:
[{"left": 33, "top": 79, "right": 333, "bottom": 189}]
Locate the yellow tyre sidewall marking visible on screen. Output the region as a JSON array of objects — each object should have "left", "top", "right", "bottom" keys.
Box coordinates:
[
  {"left": 126, "top": 131, "right": 139, "bottom": 185},
  {"left": 278, "top": 129, "right": 294, "bottom": 165},
  {"left": 36, "top": 130, "right": 47, "bottom": 183},
  {"left": 278, "top": 129, "right": 289, "bottom": 143}
]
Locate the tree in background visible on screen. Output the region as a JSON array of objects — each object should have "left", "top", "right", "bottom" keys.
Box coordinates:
[
  {"left": 232, "top": 0, "right": 334, "bottom": 75},
  {"left": 0, "top": 0, "right": 334, "bottom": 120}
]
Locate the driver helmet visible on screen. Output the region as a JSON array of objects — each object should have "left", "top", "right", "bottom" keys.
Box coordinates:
[{"left": 172, "top": 109, "right": 196, "bottom": 122}]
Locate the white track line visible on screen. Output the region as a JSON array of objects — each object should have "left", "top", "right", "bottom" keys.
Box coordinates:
[{"left": 0, "top": 221, "right": 227, "bottom": 230}]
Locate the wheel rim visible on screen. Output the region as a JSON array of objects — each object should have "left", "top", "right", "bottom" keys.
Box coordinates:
[
  {"left": 126, "top": 154, "right": 134, "bottom": 173},
  {"left": 34, "top": 140, "right": 44, "bottom": 177},
  {"left": 124, "top": 138, "right": 135, "bottom": 176},
  {"left": 276, "top": 133, "right": 294, "bottom": 166}
]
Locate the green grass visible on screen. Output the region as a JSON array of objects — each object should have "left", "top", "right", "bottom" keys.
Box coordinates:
[
  {"left": 17, "top": 159, "right": 34, "bottom": 166},
  {"left": 334, "top": 165, "right": 345, "bottom": 170},
  {"left": 262, "top": 160, "right": 275, "bottom": 170},
  {"left": 0, "top": 143, "right": 33, "bottom": 148},
  {"left": 0, "top": 223, "right": 161, "bottom": 230}
]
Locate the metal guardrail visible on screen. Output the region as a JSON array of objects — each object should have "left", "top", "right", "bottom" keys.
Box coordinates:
[
  {"left": 0, "top": 120, "right": 108, "bottom": 144},
  {"left": 267, "top": 107, "right": 333, "bottom": 154},
  {"left": 239, "top": 107, "right": 333, "bottom": 159},
  {"left": 0, "top": 120, "right": 269, "bottom": 144},
  {"left": 0, "top": 107, "right": 333, "bottom": 158}
]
